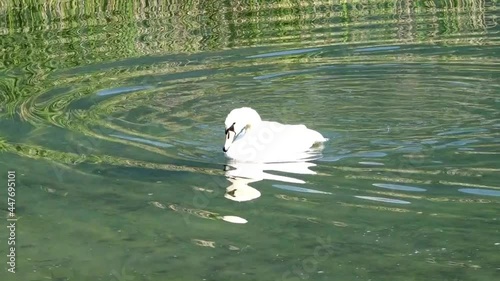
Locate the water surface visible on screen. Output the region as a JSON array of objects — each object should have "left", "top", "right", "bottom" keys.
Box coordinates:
[{"left": 0, "top": 1, "right": 499, "bottom": 280}]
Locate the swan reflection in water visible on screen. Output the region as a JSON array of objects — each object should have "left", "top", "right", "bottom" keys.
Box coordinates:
[{"left": 223, "top": 154, "right": 323, "bottom": 202}]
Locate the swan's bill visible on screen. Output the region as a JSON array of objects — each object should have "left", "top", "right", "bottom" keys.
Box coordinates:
[{"left": 223, "top": 130, "right": 235, "bottom": 152}]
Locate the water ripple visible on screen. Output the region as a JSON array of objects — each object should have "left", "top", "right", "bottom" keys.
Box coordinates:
[
  {"left": 458, "top": 188, "right": 500, "bottom": 197},
  {"left": 373, "top": 183, "right": 427, "bottom": 192},
  {"left": 353, "top": 45, "right": 401, "bottom": 53},
  {"left": 247, "top": 48, "right": 322, "bottom": 59},
  {"left": 273, "top": 184, "right": 332, "bottom": 195},
  {"left": 96, "top": 85, "right": 154, "bottom": 97},
  {"left": 355, "top": 196, "right": 411, "bottom": 205}
]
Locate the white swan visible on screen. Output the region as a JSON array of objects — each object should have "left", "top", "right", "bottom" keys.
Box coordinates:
[{"left": 223, "top": 107, "right": 327, "bottom": 163}]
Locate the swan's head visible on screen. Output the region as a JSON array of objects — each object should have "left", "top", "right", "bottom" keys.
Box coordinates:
[{"left": 223, "top": 107, "right": 262, "bottom": 152}]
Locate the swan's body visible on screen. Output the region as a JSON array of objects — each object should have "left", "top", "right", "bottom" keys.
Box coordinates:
[{"left": 223, "top": 107, "right": 327, "bottom": 163}]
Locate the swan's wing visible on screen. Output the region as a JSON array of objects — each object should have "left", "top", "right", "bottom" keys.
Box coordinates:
[
  {"left": 261, "top": 121, "right": 326, "bottom": 150},
  {"left": 226, "top": 121, "right": 326, "bottom": 162}
]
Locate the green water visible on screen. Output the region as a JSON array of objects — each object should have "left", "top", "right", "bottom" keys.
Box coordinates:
[{"left": 1, "top": 1, "right": 499, "bottom": 280}]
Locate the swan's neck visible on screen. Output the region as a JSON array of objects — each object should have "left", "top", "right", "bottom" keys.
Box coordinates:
[
  {"left": 236, "top": 121, "right": 259, "bottom": 140},
  {"left": 245, "top": 120, "right": 262, "bottom": 133}
]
